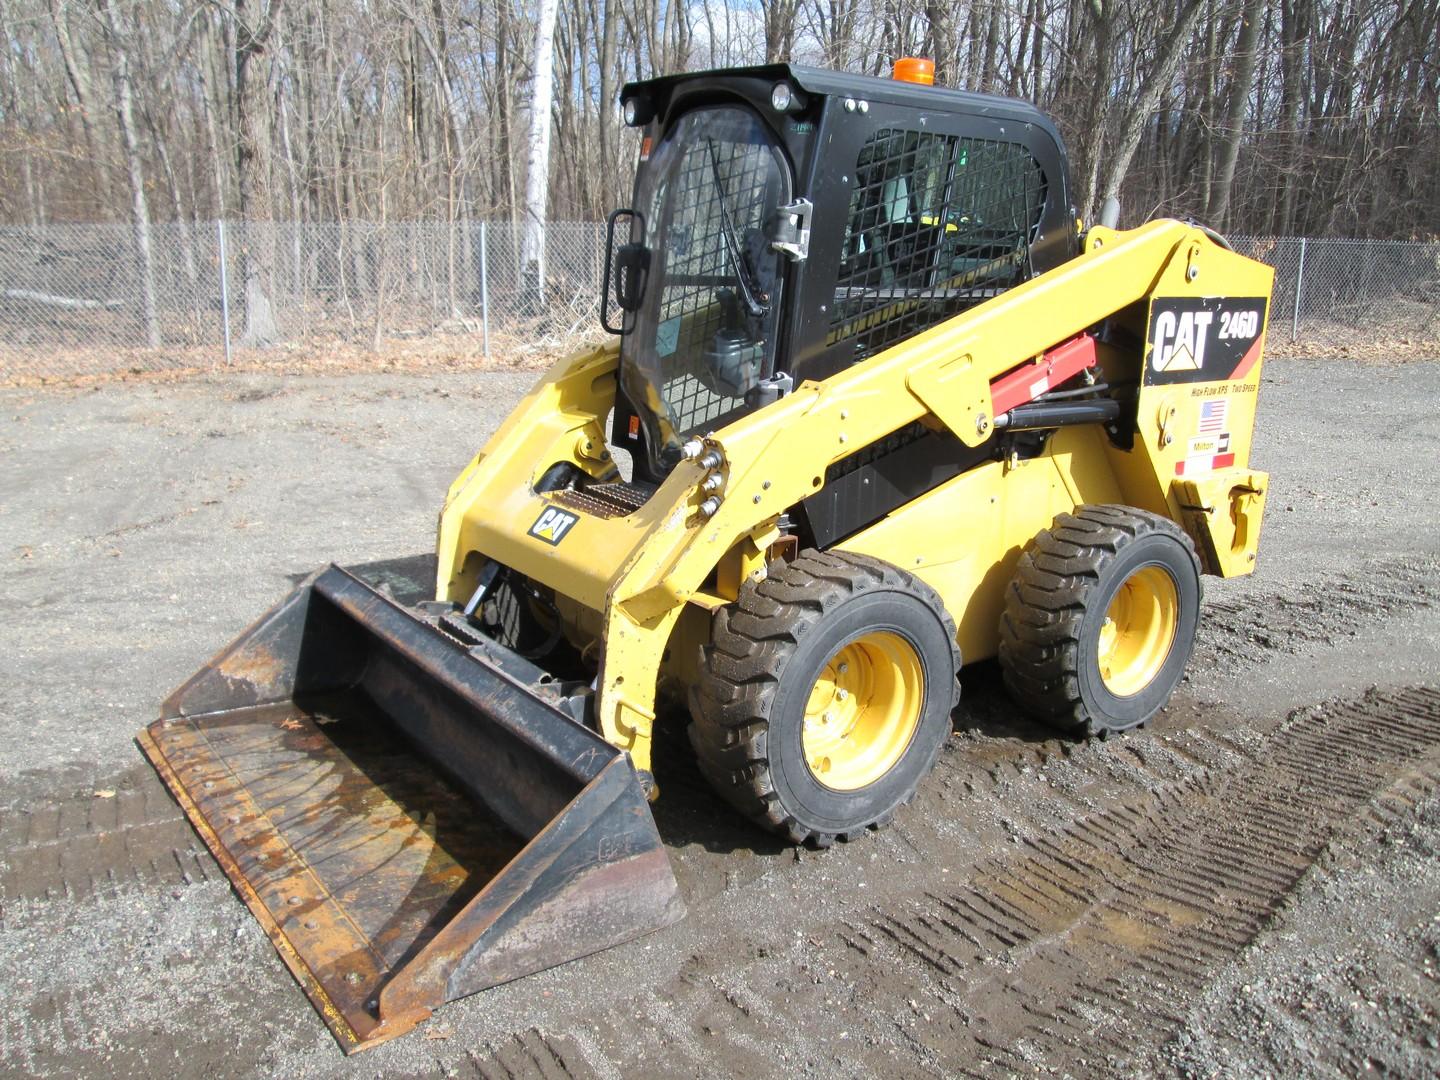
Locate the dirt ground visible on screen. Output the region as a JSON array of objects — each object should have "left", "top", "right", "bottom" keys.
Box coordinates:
[{"left": 2, "top": 355, "right": 1439, "bottom": 1079}]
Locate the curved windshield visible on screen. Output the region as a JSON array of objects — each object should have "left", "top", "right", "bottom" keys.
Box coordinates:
[{"left": 620, "top": 106, "right": 791, "bottom": 476}]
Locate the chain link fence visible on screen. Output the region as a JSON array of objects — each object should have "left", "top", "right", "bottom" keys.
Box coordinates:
[
  {"left": 1, "top": 222, "right": 1436, "bottom": 381},
  {"left": 0, "top": 221, "right": 608, "bottom": 380},
  {"left": 1229, "top": 235, "right": 1440, "bottom": 352}
]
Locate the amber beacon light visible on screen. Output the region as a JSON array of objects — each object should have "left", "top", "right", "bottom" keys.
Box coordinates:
[{"left": 892, "top": 57, "right": 935, "bottom": 85}]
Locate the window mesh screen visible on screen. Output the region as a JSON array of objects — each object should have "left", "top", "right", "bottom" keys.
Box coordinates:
[
  {"left": 828, "top": 130, "right": 1047, "bottom": 363},
  {"left": 655, "top": 125, "right": 778, "bottom": 435}
]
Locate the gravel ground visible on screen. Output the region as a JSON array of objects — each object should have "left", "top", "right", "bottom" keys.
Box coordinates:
[{"left": 1, "top": 356, "right": 1438, "bottom": 1078}]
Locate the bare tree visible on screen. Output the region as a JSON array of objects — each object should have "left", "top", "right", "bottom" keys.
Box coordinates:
[
  {"left": 1209, "top": 0, "right": 1265, "bottom": 228},
  {"left": 97, "top": 0, "right": 161, "bottom": 347},
  {"left": 1098, "top": 0, "right": 1206, "bottom": 212},
  {"left": 49, "top": 0, "right": 112, "bottom": 209},
  {"left": 765, "top": 0, "right": 801, "bottom": 61},
  {"left": 521, "top": 0, "right": 560, "bottom": 307},
  {"left": 1, "top": 0, "right": 1436, "bottom": 244},
  {"left": 231, "top": 0, "right": 283, "bottom": 347}
]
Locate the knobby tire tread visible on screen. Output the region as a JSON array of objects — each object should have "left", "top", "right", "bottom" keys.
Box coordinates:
[
  {"left": 998, "top": 504, "right": 1201, "bottom": 738},
  {"left": 690, "top": 550, "right": 960, "bottom": 847}
]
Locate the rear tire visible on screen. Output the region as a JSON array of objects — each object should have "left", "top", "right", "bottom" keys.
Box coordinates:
[
  {"left": 998, "top": 505, "right": 1202, "bottom": 737},
  {"left": 689, "top": 550, "right": 960, "bottom": 847}
]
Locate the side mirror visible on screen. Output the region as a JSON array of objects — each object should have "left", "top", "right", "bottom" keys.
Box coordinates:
[{"left": 601, "top": 208, "right": 647, "bottom": 334}]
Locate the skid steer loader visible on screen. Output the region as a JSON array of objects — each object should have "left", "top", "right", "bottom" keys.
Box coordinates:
[{"left": 141, "top": 60, "right": 1273, "bottom": 1051}]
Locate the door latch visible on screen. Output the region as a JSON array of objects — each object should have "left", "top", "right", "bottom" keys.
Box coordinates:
[{"left": 768, "top": 198, "right": 813, "bottom": 262}]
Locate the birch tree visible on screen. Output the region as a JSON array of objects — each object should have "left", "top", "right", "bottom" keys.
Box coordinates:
[
  {"left": 97, "top": 0, "right": 161, "bottom": 346},
  {"left": 520, "top": 0, "right": 560, "bottom": 307}
]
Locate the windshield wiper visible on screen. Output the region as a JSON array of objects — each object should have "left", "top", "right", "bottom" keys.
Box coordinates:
[{"left": 705, "top": 139, "right": 769, "bottom": 318}]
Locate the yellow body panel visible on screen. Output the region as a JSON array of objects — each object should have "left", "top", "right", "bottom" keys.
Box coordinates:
[
  {"left": 436, "top": 220, "right": 1275, "bottom": 777},
  {"left": 836, "top": 426, "right": 1125, "bottom": 663},
  {"left": 437, "top": 341, "right": 626, "bottom": 609},
  {"left": 1174, "top": 469, "right": 1270, "bottom": 576}
]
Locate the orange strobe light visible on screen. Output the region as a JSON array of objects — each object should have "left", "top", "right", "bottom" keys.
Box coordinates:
[{"left": 892, "top": 57, "right": 935, "bottom": 85}]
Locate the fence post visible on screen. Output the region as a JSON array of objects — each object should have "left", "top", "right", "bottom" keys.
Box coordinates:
[
  {"left": 479, "top": 220, "right": 490, "bottom": 359},
  {"left": 217, "top": 219, "right": 233, "bottom": 365},
  {"left": 1291, "top": 236, "right": 1307, "bottom": 343}
]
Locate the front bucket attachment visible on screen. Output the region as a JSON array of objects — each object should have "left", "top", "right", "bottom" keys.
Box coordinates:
[{"left": 139, "top": 561, "right": 684, "bottom": 1052}]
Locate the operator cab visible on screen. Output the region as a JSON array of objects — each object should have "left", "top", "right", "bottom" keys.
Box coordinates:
[{"left": 604, "top": 63, "right": 1077, "bottom": 484}]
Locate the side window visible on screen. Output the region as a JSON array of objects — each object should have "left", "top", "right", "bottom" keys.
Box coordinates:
[{"left": 829, "top": 129, "right": 1048, "bottom": 363}]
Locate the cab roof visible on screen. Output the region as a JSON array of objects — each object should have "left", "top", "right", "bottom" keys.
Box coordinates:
[{"left": 621, "top": 62, "right": 1064, "bottom": 145}]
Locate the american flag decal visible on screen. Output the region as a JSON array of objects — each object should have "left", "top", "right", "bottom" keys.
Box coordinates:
[{"left": 1198, "top": 399, "right": 1228, "bottom": 434}]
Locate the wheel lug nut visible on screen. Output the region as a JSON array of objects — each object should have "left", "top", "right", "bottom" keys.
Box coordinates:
[{"left": 836, "top": 688, "right": 848, "bottom": 701}]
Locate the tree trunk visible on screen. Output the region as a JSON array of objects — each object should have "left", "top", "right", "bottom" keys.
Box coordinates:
[
  {"left": 234, "top": 0, "right": 283, "bottom": 348},
  {"left": 981, "top": 4, "right": 1001, "bottom": 92},
  {"left": 924, "top": 1, "right": 956, "bottom": 84},
  {"left": 198, "top": 13, "right": 230, "bottom": 219},
  {"left": 99, "top": 0, "right": 162, "bottom": 347},
  {"left": 763, "top": 0, "right": 799, "bottom": 63},
  {"left": 1277, "top": 0, "right": 1307, "bottom": 233},
  {"left": 149, "top": 121, "right": 203, "bottom": 333},
  {"left": 50, "top": 1, "right": 114, "bottom": 212},
  {"left": 277, "top": 65, "right": 306, "bottom": 293},
  {"left": 597, "top": 0, "right": 619, "bottom": 204},
  {"left": 520, "top": 0, "right": 560, "bottom": 309},
  {"left": 1210, "top": 0, "right": 1266, "bottom": 228},
  {"left": 1029, "top": 0, "right": 1046, "bottom": 101},
  {"left": 1099, "top": 0, "right": 1207, "bottom": 208},
  {"left": 1076, "top": 2, "right": 1114, "bottom": 220}
]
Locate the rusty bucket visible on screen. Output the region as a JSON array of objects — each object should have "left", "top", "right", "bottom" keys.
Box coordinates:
[{"left": 139, "top": 560, "right": 684, "bottom": 1052}]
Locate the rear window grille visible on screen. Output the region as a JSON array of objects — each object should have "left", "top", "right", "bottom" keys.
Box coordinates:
[{"left": 829, "top": 130, "right": 1047, "bottom": 363}]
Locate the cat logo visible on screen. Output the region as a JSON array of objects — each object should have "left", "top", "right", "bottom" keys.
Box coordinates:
[
  {"left": 1151, "top": 309, "right": 1213, "bottom": 372},
  {"left": 527, "top": 506, "right": 580, "bottom": 546},
  {"left": 1145, "top": 297, "right": 1268, "bottom": 387}
]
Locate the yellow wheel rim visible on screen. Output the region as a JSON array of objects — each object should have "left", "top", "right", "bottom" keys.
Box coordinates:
[
  {"left": 802, "top": 631, "right": 924, "bottom": 791},
  {"left": 1097, "top": 565, "right": 1179, "bottom": 697}
]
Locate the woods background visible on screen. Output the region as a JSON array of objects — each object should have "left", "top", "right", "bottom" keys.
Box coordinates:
[
  {"left": 3, "top": 0, "right": 1436, "bottom": 238},
  {"left": 1, "top": 0, "right": 1436, "bottom": 374}
]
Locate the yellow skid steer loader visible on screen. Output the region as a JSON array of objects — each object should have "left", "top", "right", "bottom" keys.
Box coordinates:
[{"left": 141, "top": 61, "right": 1273, "bottom": 1051}]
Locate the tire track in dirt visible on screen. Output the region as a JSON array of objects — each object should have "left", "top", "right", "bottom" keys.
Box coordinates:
[
  {"left": 0, "top": 767, "right": 210, "bottom": 905},
  {"left": 492, "top": 687, "right": 1439, "bottom": 1079},
  {"left": 6, "top": 682, "right": 1433, "bottom": 1077},
  {"left": 834, "top": 686, "right": 1440, "bottom": 1076},
  {"left": 0, "top": 986, "right": 120, "bottom": 1077},
  {"left": 12, "top": 546, "right": 1416, "bottom": 913},
  {"left": 454, "top": 1028, "right": 600, "bottom": 1080},
  {"left": 1157, "top": 755, "right": 1440, "bottom": 1078},
  {"left": 1196, "top": 555, "right": 1440, "bottom": 673}
]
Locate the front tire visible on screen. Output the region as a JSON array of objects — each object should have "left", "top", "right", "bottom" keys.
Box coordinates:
[
  {"left": 998, "top": 505, "right": 1202, "bottom": 737},
  {"left": 689, "top": 550, "right": 960, "bottom": 847}
]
